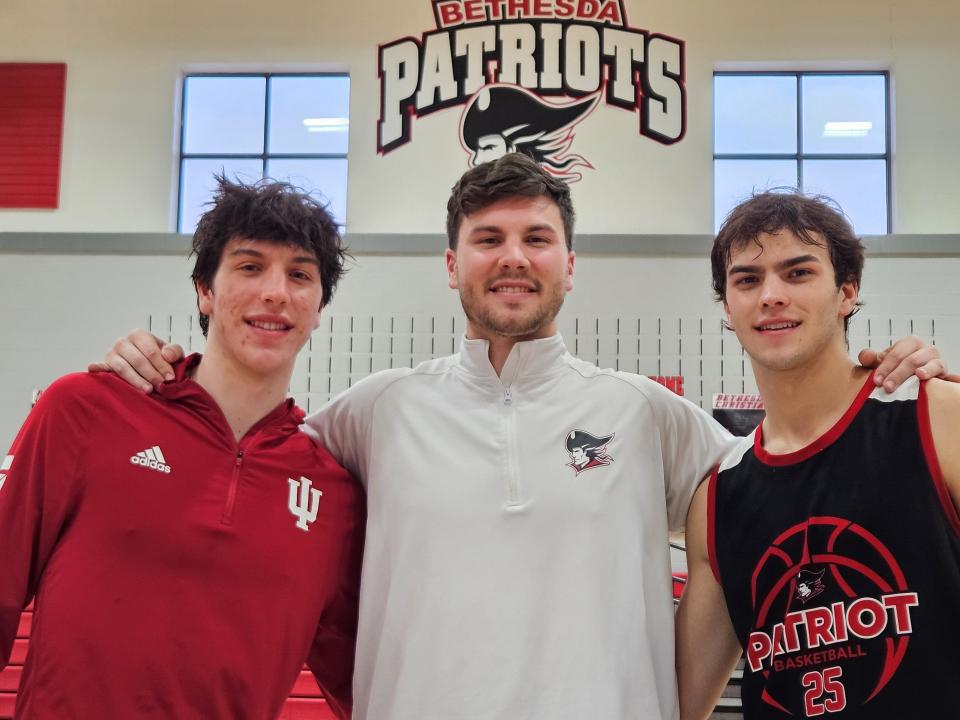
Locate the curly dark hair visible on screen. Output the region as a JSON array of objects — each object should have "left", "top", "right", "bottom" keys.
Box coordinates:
[
  {"left": 711, "top": 190, "right": 864, "bottom": 335},
  {"left": 446, "top": 153, "right": 575, "bottom": 250},
  {"left": 190, "top": 176, "right": 348, "bottom": 336}
]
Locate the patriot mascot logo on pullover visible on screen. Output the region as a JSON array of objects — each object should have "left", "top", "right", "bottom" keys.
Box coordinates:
[{"left": 565, "top": 429, "right": 614, "bottom": 475}]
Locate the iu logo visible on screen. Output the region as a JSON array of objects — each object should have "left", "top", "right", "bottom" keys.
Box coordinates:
[{"left": 288, "top": 476, "right": 322, "bottom": 532}]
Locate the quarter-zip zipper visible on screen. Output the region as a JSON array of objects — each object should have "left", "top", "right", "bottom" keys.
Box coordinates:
[
  {"left": 501, "top": 356, "right": 526, "bottom": 508},
  {"left": 221, "top": 449, "right": 244, "bottom": 525}
]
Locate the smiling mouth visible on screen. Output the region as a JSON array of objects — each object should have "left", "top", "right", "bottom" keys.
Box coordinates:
[
  {"left": 246, "top": 319, "right": 291, "bottom": 331},
  {"left": 491, "top": 286, "right": 535, "bottom": 294},
  {"left": 756, "top": 321, "right": 801, "bottom": 331},
  {"left": 488, "top": 276, "right": 538, "bottom": 295}
]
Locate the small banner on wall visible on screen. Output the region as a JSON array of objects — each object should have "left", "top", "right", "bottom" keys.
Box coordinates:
[
  {"left": 377, "top": 0, "right": 686, "bottom": 181},
  {"left": 0, "top": 63, "right": 67, "bottom": 209},
  {"left": 649, "top": 375, "right": 684, "bottom": 397},
  {"left": 712, "top": 393, "right": 765, "bottom": 437}
]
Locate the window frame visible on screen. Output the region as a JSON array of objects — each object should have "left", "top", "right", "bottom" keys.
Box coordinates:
[
  {"left": 177, "top": 71, "right": 350, "bottom": 233},
  {"left": 713, "top": 70, "right": 892, "bottom": 232}
]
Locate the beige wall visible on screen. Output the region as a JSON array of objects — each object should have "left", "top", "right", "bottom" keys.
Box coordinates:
[{"left": 2, "top": 0, "right": 959, "bottom": 234}]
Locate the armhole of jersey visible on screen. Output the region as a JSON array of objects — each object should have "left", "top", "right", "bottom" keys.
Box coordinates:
[
  {"left": 707, "top": 466, "right": 722, "bottom": 584},
  {"left": 917, "top": 381, "right": 960, "bottom": 537}
]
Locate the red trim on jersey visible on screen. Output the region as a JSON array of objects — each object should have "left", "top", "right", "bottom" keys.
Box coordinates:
[
  {"left": 869, "top": 635, "right": 911, "bottom": 702},
  {"left": 917, "top": 381, "right": 960, "bottom": 537},
  {"left": 754, "top": 372, "right": 877, "bottom": 467},
  {"left": 760, "top": 687, "right": 790, "bottom": 713},
  {"left": 707, "top": 467, "right": 721, "bottom": 584}
]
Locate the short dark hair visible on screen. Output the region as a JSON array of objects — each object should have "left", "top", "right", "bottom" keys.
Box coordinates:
[
  {"left": 190, "top": 177, "right": 348, "bottom": 336},
  {"left": 446, "top": 153, "right": 575, "bottom": 250},
  {"left": 711, "top": 191, "right": 865, "bottom": 334}
]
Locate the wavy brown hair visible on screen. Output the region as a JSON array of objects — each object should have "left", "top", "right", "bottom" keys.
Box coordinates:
[
  {"left": 190, "top": 176, "right": 348, "bottom": 336},
  {"left": 446, "top": 153, "right": 575, "bottom": 250},
  {"left": 711, "top": 191, "right": 864, "bottom": 335}
]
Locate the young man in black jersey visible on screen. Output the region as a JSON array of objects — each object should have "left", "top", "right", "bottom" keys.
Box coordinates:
[{"left": 677, "top": 191, "right": 960, "bottom": 719}]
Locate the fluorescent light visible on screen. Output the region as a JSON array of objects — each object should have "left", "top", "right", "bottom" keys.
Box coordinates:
[
  {"left": 823, "top": 121, "right": 873, "bottom": 137},
  {"left": 303, "top": 117, "right": 349, "bottom": 133}
]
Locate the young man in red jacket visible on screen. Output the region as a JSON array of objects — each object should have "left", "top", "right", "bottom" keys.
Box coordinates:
[{"left": 0, "top": 179, "right": 364, "bottom": 719}]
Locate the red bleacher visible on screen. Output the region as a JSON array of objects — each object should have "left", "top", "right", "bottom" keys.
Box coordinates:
[{"left": 0, "top": 605, "right": 337, "bottom": 719}]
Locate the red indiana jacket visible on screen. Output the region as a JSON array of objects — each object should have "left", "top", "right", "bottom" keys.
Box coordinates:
[{"left": 0, "top": 355, "right": 364, "bottom": 719}]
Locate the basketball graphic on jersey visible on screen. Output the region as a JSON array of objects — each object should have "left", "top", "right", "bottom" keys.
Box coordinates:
[{"left": 747, "top": 516, "right": 918, "bottom": 716}]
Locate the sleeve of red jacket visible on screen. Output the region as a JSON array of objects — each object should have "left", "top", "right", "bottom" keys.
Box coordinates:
[
  {"left": 305, "top": 484, "right": 366, "bottom": 719},
  {"left": 0, "top": 375, "right": 90, "bottom": 668}
]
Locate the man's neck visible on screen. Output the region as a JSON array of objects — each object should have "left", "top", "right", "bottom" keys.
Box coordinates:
[
  {"left": 753, "top": 347, "right": 869, "bottom": 455},
  {"left": 193, "top": 348, "right": 291, "bottom": 442}
]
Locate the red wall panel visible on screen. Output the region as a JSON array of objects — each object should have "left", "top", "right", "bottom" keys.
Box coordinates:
[{"left": 0, "top": 63, "right": 67, "bottom": 209}]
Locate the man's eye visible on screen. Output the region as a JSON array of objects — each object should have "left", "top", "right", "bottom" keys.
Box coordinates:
[
  {"left": 527, "top": 236, "right": 549, "bottom": 245},
  {"left": 239, "top": 264, "right": 260, "bottom": 272},
  {"left": 789, "top": 268, "right": 812, "bottom": 278},
  {"left": 733, "top": 275, "right": 757, "bottom": 286},
  {"left": 291, "top": 271, "right": 313, "bottom": 281}
]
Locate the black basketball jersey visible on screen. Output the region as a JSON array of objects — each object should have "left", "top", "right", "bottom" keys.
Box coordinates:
[{"left": 710, "top": 373, "right": 960, "bottom": 719}]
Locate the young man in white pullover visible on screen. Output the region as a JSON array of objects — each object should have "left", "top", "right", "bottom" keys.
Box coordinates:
[{"left": 99, "top": 154, "right": 944, "bottom": 720}]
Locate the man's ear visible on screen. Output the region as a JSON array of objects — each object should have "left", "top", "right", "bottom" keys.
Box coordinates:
[
  {"left": 722, "top": 300, "right": 734, "bottom": 331},
  {"left": 445, "top": 248, "right": 459, "bottom": 289},
  {"left": 313, "top": 305, "right": 324, "bottom": 331},
  {"left": 838, "top": 280, "right": 858, "bottom": 319},
  {"left": 197, "top": 280, "right": 214, "bottom": 316},
  {"left": 565, "top": 251, "right": 575, "bottom": 292}
]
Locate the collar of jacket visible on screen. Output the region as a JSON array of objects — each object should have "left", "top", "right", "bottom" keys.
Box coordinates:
[
  {"left": 458, "top": 333, "right": 568, "bottom": 386},
  {"left": 155, "top": 353, "right": 305, "bottom": 436}
]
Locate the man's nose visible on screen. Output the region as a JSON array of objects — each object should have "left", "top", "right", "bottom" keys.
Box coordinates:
[
  {"left": 260, "top": 268, "right": 291, "bottom": 304},
  {"left": 499, "top": 239, "right": 530, "bottom": 269},
  {"left": 760, "top": 277, "right": 788, "bottom": 307}
]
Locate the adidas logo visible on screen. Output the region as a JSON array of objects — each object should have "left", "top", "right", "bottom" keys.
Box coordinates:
[{"left": 130, "top": 446, "right": 172, "bottom": 474}]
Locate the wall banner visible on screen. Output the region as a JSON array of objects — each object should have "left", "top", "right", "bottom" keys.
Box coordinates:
[
  {"left": 0, "top": 63, "right": 67, "bottom": 208},
  {"left": 377, "top": 0, "right": 686, "bottom": 181}
]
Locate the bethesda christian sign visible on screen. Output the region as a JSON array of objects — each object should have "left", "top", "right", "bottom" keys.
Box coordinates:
[{"left": 377, "top": 0, "right": 686, "bottom": 179}]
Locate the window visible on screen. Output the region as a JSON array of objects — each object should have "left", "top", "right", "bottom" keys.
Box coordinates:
[
  {"left": 713, "top": 72, "right": 889, "bottom": 234},
  {"left": 178, "top": 73, "right": 349, "bottom": 233}
]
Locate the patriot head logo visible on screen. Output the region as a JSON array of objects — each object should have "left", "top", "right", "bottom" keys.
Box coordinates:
[
  {"left": 795, "top": 567, "right": 826, "bottom": 604},
  {"left": 565, "top": 429, "right": 614, "bottom": 475},
  {"left": 460, "top": 84, "right": 599, "bottom": 181}
]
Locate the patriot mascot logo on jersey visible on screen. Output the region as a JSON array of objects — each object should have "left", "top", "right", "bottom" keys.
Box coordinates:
[{"left": 795, "top": 567, "right": 826, "bottom": 604}]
